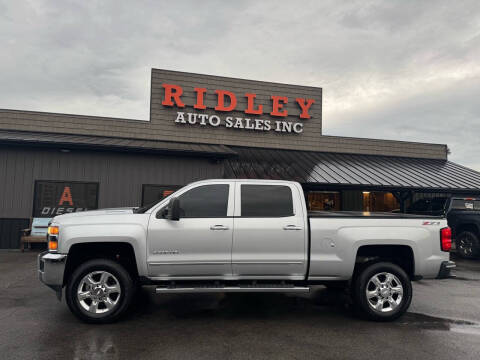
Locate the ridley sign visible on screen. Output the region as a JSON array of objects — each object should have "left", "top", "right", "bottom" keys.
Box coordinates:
[{"left": 161, "top": 84, "right": 315, "bottom": 134}]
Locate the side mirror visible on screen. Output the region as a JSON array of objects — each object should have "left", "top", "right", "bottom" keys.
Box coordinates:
[{"left": 167, "top": 197, "right": 180, "bottom": 221}]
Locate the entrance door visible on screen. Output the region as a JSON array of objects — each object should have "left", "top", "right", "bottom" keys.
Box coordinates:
[
  {"left": 147, "top": 182, "right": 234, "bottom": 279},
  {"left": 232, "top": 182, "right": 307, "bottom": 279}
]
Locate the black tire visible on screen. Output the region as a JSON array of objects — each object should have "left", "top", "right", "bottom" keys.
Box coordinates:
[
  {"left": 352, "top": 262, "right": 412, "bottom": 322},
  {"left": 456, "top": 231, "right": 480, "bottom": 259},
  {"left": 66, "top": 259, "right": 135, "bottom": 324}
]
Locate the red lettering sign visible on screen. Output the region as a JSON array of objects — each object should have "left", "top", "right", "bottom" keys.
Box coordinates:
[
  {"left": 295, "top": 98, "right": 315, "bottom": 119},
  {"left": 162, "top": 84, "right": 185, "bottom": 108},
  {"left": 214, "top": 90, "right": 237, "bottom": 112},
  {"left": 161, "top": 83, "right": 315, "bottom": 119},
  {"left": 245, "top": 93, "right": 263, "bottom": 115},
  {"left": 58, "top": 186, "right": 73, "bottom": 206},
  {"left": 193, "top": 88, "right": 207, "bottom": 110},
  {"left": 270, "top": 96, "right": 288, "bottom": 117}
]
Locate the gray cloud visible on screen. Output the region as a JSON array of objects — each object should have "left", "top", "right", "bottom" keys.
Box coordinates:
[{"left": 0, "top": 0, "right": 479, "bottom": 169}]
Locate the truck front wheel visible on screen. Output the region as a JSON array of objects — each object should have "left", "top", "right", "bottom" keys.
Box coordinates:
[
  {"left": 353, "top": 262, "right": 412, "bottom": 321},
  {"left": 66, "top": 259, "right": 135, "bottom": 323}
]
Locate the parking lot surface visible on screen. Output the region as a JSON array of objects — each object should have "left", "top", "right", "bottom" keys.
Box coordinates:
[{"left": 1, "top": 251, "right": 480, "bottom": 360}]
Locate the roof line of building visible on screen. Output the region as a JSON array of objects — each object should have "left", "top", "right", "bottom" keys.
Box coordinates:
[
  {"left": 0, "top": 107, "right": 148, "bottom": 122},
  {"left": 0, "top": 107, "right": 447, "bottom": 150},
  {"left": 0, "top": 129, "right": 237, "bottom": 158}
]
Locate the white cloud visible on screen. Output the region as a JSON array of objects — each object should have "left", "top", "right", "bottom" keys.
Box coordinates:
[{"left": 0, "top": 0, "right": 479, "bottom": 169}]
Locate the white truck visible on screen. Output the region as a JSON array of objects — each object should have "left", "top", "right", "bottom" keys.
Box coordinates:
[{"left": 38, "top": 179, "right": 455, "bottom": 323}]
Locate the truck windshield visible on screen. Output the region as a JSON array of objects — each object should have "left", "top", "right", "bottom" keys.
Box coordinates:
[{"left": 133, "top": 202, "right": 156, "bottom": 214}]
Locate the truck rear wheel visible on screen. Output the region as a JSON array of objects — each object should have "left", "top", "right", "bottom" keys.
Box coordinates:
[
  {"left": 66, "top": 259, "right": 135, "bottom": 323},
  {"left": 353, "top": 262, "right": 412, "bottom": 322},
  {"left": 456, "top": 231, "right": 480, "bottom": 259}
]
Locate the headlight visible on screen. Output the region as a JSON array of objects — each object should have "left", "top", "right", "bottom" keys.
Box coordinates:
[
  {"left": 47, "top": 226, "right": 59, "bottom": 235},
  {"left": 47, "top": 226, "right": 59, "bottom": 251}
]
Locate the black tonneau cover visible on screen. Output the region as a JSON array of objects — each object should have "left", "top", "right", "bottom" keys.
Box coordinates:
[{"left": 308, "top": 211, "right": 444, "bottom": 219}]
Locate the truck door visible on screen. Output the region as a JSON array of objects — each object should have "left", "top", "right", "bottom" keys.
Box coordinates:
[
  {"left": 146, "top": 182, "right": 234, "bottom": 279},
  {"left": 232, "top": 182, "right": 307, "bottom": 279}
]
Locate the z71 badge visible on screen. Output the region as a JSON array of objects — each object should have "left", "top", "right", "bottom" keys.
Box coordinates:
[{"left": 422, "top": 221, "right": 440, "bottom": 226}]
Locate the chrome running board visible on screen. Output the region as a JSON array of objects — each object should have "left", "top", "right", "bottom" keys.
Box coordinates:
[{"left": 155, "top": 286, "right": 310, "bottom": 294}]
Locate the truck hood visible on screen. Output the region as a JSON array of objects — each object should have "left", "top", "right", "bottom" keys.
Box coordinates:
[{"left": 52, "top": 207, "right": 136, "bottom": 222}]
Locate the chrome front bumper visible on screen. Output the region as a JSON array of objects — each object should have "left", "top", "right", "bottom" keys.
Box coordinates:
[{"left": 38, "top": 251, "right": 67, "bottom": 300}]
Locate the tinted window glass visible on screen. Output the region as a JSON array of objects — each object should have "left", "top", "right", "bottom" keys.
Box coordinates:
[
  {"left": 451, "top": 199, "right": 478, "bottom": 210},
  {"left": 142, "top": 185, "right": 181, "bottom": 206},
  {"left": 178, "top": 184, "right": 229, "bottom": 218},
  {"left": 408, "top": 199, "right": 429, "bottom": 212},
  {"left": 431, "top": 198, "right": 447, "bottom": 212},
  {"left": 241, "top": 185, "right": 293, "bottom": 217}
]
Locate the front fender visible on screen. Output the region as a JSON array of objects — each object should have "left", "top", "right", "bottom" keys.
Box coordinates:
[{"left": 58, "top": 222, "right": 148, "bottom": 276}]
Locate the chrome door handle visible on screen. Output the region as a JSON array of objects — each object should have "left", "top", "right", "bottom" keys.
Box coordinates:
[
  {"left": 283, "top": 225, "right": 303, "bottom": 230},
  {"left": 210, "top": 225, "right": 229, "bottom": 231}
]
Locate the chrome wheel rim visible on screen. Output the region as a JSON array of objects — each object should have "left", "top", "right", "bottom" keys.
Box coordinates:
[
  {"left": 458, "top": 235, "right": 473, "bottom": 256},
  {"left": 77, "top": 271, "right": 121, "bottom": 314},
  {"left": 366, "top": 272, "right": 403, "bottom": 313}
]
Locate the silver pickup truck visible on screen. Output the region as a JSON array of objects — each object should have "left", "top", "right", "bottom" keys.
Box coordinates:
[{"left": 38, "top": 179, "right": 455, "bottom": 323}]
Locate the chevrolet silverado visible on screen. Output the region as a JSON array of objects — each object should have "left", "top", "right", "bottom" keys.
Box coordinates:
[{"left": 38, "top": 179, "right": 454, "bottom": 323}]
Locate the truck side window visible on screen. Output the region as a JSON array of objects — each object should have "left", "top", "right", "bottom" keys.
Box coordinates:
[
  {"left": 241, "top": 185, "right": 293, "bottom": 217},
  {"left": 178, "top": 184, "right": 229, "bottom": 218}
]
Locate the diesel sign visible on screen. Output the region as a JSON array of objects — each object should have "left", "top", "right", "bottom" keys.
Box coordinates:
[{"left": 33, "top": 181, "right": 99, "bottom": 217}]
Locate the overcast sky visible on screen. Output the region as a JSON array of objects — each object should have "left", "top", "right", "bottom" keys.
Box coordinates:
[{"left": 1, "top": 1, "right": 479, "bottom": 169}]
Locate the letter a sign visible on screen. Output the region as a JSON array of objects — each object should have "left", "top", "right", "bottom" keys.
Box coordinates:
[{"left": 58, "top": 186, "right": 74, "bottom": 206}]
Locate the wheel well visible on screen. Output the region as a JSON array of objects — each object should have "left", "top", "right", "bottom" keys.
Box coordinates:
[
  {"left": 354, "top": 245, "right": 415, "bottom": 279},
  {"left": 63, "top": 242, "right": 138, "bottom": 286},
  {"left": 454, "top": 224, "right": 479, "bottom": 239}
]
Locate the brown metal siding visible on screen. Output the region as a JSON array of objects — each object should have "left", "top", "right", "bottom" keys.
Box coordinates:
[
  {"left": 0, "top": 108, "right": 447, "bottom": 159},
  {"left": 0, "top": 218, "right": 29, "bottom": 248},
  {"left": 0, "top": 145, "right": 223, "bottom": 219}
]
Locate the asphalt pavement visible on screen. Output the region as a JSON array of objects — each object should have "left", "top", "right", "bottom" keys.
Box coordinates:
[{"left": 1, "top": 251, "right": 479, "bottom": 360}]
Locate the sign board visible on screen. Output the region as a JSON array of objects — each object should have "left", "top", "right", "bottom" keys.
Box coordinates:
[
  {"left": 161, "top": 84, "right": 315, "bottom": 134},
  {"left": 150, "top": 69, "right": 323, "bottom": 152},
  {"left": 33, "top": 181, "right": 99, "bottom": 217}
]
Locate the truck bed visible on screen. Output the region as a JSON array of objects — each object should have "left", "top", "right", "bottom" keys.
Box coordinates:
[
  {"left": 307, "top": 211, "right": 449, "bottom": 281},
  {"left": 308, "top": 211, "right": 444, "bottom": 219}
]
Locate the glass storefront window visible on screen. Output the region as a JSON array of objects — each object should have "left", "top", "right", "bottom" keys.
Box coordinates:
[
  {"left": 33, "top": 181, "right": 99, "bottom": 217},
  {"left": 362, "top": 192, "right": 399, "bottom": 212},
  {"left": 142, "top": 185, "right": 182, "bottom": 206},
  {"left": 307, "top": 191, "right": 341, "bottom": 211}
]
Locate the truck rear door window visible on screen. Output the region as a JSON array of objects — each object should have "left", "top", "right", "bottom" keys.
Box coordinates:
[
  {"left": 241, "top": 185, "right": 293, "bottom": 217},
  {"left": 178, "top": 184, "right": 229, "bottom": 218}
]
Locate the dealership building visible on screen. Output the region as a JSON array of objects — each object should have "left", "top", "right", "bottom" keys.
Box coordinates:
[{"left": 1, "top": 68, "right": 480, "bottom": 249}]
